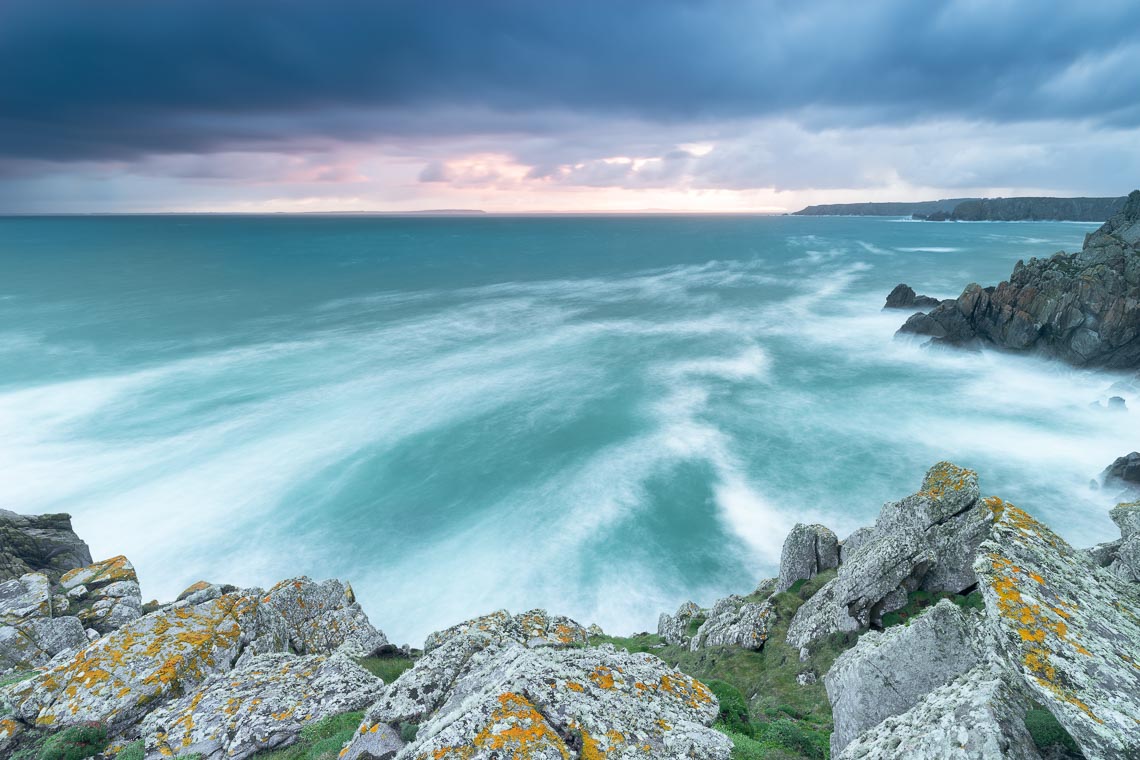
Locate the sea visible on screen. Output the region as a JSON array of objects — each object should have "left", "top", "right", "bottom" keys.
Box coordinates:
[{"left": 0, "top": 213, "right": 1134, "bottom": 644}]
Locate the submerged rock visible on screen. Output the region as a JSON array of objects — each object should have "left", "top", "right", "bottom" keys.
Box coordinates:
[
  {"left": 143, "top": 653, "right": 384, "bottom": 760},
  {"left": 975, "top": 500, "right": 1140, "bottom": 759},
  {"left": 776, "top": 523, "right": 839, "bottom": 593},
  {"left": 884, "top": 283, "right": 941, "bottom": 310},
  {"left": 835, "top": 665, "right": 1042, "bottom": 760},
  {"left": 898, "top": 189, "right": 1140, "bottom": 369},
  {"left": 0, "top": 510, "right": 92, "bottom": 583},
  {"left": 826, "top": 600, "right": 982, "bottom": 756},
  {"left": 787, "top": 462, "right": 996, "bottom": 648}
]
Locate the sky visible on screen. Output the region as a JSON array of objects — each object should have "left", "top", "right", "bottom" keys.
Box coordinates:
[{"left": 1, "top": 0, "right": 1139, "bottom": 213}]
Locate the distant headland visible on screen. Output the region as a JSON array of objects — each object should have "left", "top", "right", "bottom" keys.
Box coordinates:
[{"left": 795, "top": 195, "right": 1127, "bottom": 221}]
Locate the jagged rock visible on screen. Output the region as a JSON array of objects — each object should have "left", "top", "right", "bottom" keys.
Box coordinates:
[
  {"left": 586, "top": 623, "right": 603, "bottom": 637},
  {"left": 344, "top": 639, "right": 730, "bottom": 760},
  {"left": 657, "top": 601, "right": 701, "bottom": 648},
  {"left": 899, "top": 189, "right": 1140, "bottom": 369},
  {"left": 1088, "top": 501, "right": 1140, "bottom": 582},
  {"left": 1103, "top": 452, "right": 1140, "bottom": 487},
  {"left": 0, "top": 616, "right": 88, "bottom": 673},
  {"left": 263, "top": 577, "right": 387, "bottom": 657},
  {"left": 142, "top": 653, "right": 384, "bottom": 760},
  {"left": 787, "top": 462, "right": 996, "bottom": 648},
  {"left": 0, "top": 716, "right": 25, "bottom": 757},
  {"left": 0, "top": 510, "right": 92, "bottom": 583},
  {"left": 0, "top": 573, "right": 52, "bottom": 623},
  {"left": 60, "top": 555, "right": 138, "bottom": 591},
  {"left": 425, "top": 608, "right": 587, "bottom": 654},
  {"left": 825, "top": 600, "right": 982, "bottom": 755},
  {"left": 58, "top": 558, "right": 144, "bottom": 635},
  {"left": 836, "top": 665, "right": 1042, "bottom": 760},
  {"left": 884, "top": 284, "right": 941, "bottom": 310},
  {"left": 839, "top": 527, "right": 874, "bottom": 564},
  {"left": 690, "top": 596, "right": 771, "bottom": 651},
  {"left": 1, "top": 591, "right": 291, "bottom": 733},
  {"left": 777, "top": 523, "right": 839, "bottom": 593},
  {"left": 975, "top": 500, "right": 1140, "bottom": 759}
]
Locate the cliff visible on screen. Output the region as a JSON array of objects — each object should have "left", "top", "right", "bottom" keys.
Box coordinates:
[
  {"left": 2, "top": 463, "right": 1138, "bottom": 759},
  {"left": 792, "top": 198, "right": 969, "bottom": 216},
  {"left": 923, "top": 195, "right": 1127, "bottom": 222},
  {"left": 899, "top": 189, "right": 1140, "bottom": 368}
]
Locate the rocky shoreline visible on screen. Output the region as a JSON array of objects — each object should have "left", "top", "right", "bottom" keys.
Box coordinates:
[{"left": 3, "top": 461, "right": 1139, "bottom": 759}]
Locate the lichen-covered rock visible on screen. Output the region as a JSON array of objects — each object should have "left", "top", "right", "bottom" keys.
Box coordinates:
[
  {"left": 425, "top": 608, "right": 586, "bottom": 653},
  {"left": 787, "top": 462, "right": 996, "bottom": 648},
  {"left": 689, "top": 596, "right": 771, "bottom": 651},
  {"left": 975, "top": 500, "right": 1140, "bottom": 759},
  {"left": 2, "top": 591, "right": 290, "bottom": 733},
  {"left": 657, "top": 601, "right": 701, "bottom": 648},
  {"left": 839, "top": 527, "right": 874, "bottom": 564},
  {"left": 0, "top": 510, "right": 92, "bottom": 583},
  {"left": 142, "top": 653, "right": 384, "bottom": 760},
  {"left": 263, "top": 577, "right": 387, "bottom": 657},
  {"left": 60, "top": 555, "right": 138, "bottom": 591},
  {"left": 836, "top": 665, "right": 1042, "bottom": 760},
  {"left": 776, "top": 523, "right": 839, "bottom": 593},
  {"left": 345, "top": 641, "right": 730, "bottom": 760},
  {"left": 0, "top": 716, "right": 26, "bottom": 757},
  {"left": 1089, "top": 501, "right": 1140, "bottom": 582},
  {"left": 898, "top": 189, "right": 1140, "bottom": 369},
  {"left": 0, "top": 573, "right": 53, "bottom": 623},
  {"left": 0, "top": 616, "right": 88, "bottom": 673},
  {"left": 825, "top": 600, "right": 982, "bottom": 755}
]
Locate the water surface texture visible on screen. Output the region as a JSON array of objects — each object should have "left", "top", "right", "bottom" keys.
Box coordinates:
[{"left": 0, "top": 214, "right": 1133, "bottom": 643}]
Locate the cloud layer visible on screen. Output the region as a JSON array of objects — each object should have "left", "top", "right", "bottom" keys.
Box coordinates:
[{"left": 1, "top": 0, "right": 1138, "bottom": 211}]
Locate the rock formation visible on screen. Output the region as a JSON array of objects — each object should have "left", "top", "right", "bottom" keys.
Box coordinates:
[
  {"left": 1103, "top": 452, "right": 1140, "bottom": 488},
  {"left": 0, "top": 510, "right": 91, "bottom": 582},
  {"left": 883, "top": 283, "right": 941, "bottom": 310},
  {"left": 899, "top": 189, "right": 1140, "bottom": 368},
  {"left": 776, "top": 523, "right": 839, "bottom": 592}
]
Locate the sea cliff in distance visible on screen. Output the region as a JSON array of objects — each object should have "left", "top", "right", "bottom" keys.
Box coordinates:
[{"left": 795, "top": 195, "right": 1126, "bottom": 221}]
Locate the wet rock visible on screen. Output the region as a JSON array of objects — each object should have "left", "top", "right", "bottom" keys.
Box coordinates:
[
  {"left": 143, "top": 653, "right": 384, "bottom": 760},
  {"left": 1108, "top": 396, "right": 1128, "bottom": 411},
  {"left": 1103, "top": 452, "right": 1140, "bottom": 487},
  {"left": 690, "top": 596, "right": 771, "bottom": 651},
  {"left": 2, "top": 591, "right": 290, "bottom": 733},
  {"left": 787, "top": 462, "right": 996, "bottom": 648},
  {"left": 884, "top": 283, "right": 941, "bottom": 310},
  {"left": 344, "top": 639, "right": 730, "bottom": 760},
  {"left": 657, "top": 601, "right": 701, "bottom": 648},
  {"left": 0, "top": 510, "right": 92, "bottom": 583},
  {"left": 898, "top": 189, "right": 1140, "bottom": 369},
  {"left": 777, "top": 523, "right": 839, "bottom": 592},
  {"left": 975, "top": 500, "right": 1140, "bottom": 759},
  {"left": 262, "top": 577, "right": 388, "bottom": 657},
  {"left": 825, "top": 600, "right": 983, "bottom": 755},
  {"left": 836, "top": 665, "right": 1042, "bottom": 760}
]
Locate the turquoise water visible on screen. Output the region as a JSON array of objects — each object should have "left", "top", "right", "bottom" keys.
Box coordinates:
[{"left": 0, "top": 214, "right": 1133, "bottom": 644}]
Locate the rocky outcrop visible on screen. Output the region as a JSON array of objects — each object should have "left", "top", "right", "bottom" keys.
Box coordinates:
[
  {"left": 344, "top": 609, "right": 730, "bottom": 760},
  {"left": 883, "top": 284, "right": 941, "bottom": 310},
  {"left": 835, "top": 665, "right": 1043, "bottom": 759},
  {"left": 975, "top": 501, "right": 1140, "bottom": 759},
  {"left": 825, "top": 600, "right": 982, "bottom": 755},
  {"left": 657, "top": 601, "right": 701, "bottom": 648},
  {"left": 425, "top": 608, "right": 587, "bottom": 653},
  {"left": 262, "top": 577, "right": 387, "bottom": 657},
  {"left": 1103, "top": 452, "right": 1140, "bottom": 487},
  {"left": 0, "top": 573, "right": 88, "bottom": 672},
  {"left": 945, "top": 196, "right": 1126, "bottom": 222},
  {"left": 60, "top": 556, "right": 143, "bottom": 635},
  {"left": 689, "top": 595, "right": 771, "bottom": 651},
  {"left": 1087, "top": 501, "right": 1140, "bottom": 582},
  {"left": 776, "top": 523, "right": 839, "bottom": 592},
  {"left": 793, "top": 199, "right": 972, "bottom": 216},
  {"left": 899, "top": 189, "right": 1140, "bottom": 368},
  {"left": 143, "top": 653, "right": 384, "bottom": 760},
  {"left": 0, "top": 510, "right": 91, "bottom": 583},
  {"left": 786, "top": 462, "right": 996, "bottom": 648}
]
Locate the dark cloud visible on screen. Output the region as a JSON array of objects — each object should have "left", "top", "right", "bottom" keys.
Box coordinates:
[{"left": 2, "top": 0, "right": 1140, "bottom": 163}]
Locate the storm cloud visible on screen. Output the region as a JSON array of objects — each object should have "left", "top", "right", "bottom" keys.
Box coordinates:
[{"left": 0, "top": 0, "right": 1137, "bottom": 210}]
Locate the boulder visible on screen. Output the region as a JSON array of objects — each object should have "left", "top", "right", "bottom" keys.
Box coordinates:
[
  {"left": 0, "top": 572, "right": 89, "bottom": 672},
  {"left": 60, "top": 555, "right": 137, "bottom": 591},
  {"left": 0, "top": 573, "right": 53, "bottom": 623},
  {"left": 776, "top": 523, "right": 839, "bottom": 593},
  {"left": 60, "top": 558, "right": 144, "bottom": 635},
  {"left": 425, "top": 608, "right": 586, "bottom": 653},
  {"left": 898, "top": 189, "right": 1140, "bottom": 369},
  {"left": 262, "top": 577, "right": 388, "bottom": 657},
  {"left": 1103, "top": 452, "right": 1140, "bottom": 487},
  {"left": 345, "top": 640, "right": 730, "bottom": 760},
  {"left": 2, "top": 591, "right": 291, "bottom": 733},
  {"left": 835, "top": 666, "right": 1042, "bottom": 760},
  {"left": 657, "top": 601, "right": 701, "bottom": 648},
  {"left": 1088, "top": 501, "right": 1140, "bottom": 582},
  {"left": 787, "top": 462, "right": 996, "bottom": 648},
  {"left": 975, "top": 500, "right": 1140, "bottom": 759},
  {"left": 884, "top": 284, "right": 941, "bottom": 310},
  {"left": 142, "top": 653, "right": 384, "bottom": 760},
  {"left": 825, "top": 600, "right": 982, "bottom": 755},
  {"left": 0, "top": 510, "right": 92, "bottom": 583},
  {"left": 689, "top": 596, "right": 771, "bottom": 651}
]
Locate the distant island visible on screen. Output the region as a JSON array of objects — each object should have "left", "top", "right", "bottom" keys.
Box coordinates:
[{"left": 795, "top": 195, "right": 1127, "bottom": 221}]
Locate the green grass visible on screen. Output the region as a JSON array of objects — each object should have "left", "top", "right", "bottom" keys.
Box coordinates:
[
  {"left": 0, "top": 671, "right": 36, "bottom": 688},
  {"left": 592, "top": 569, "right": 853, "bottom": 759},
  {"left": 251, "top": 711, "right": 365, "bottom": 760},
  {"left": 1024, "top": 706, "right": 1082, "bottom": 755},
  {"left": 113, "top": 740, "right": 144, "bottom": 760},
  {"left": 28, "top": 723, "right": 108, "bottom": 760},
  {"left": 880, "top": 589, "right": 984, "bottom": 628},
  {"left": 356, "top": 655, "right": 414, "bottom": 684}
]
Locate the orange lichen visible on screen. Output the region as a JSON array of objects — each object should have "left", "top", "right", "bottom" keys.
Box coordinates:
[
  {"left": 430, "top": 692, "right": 570, "bottom": 759},
  {"left": 589, "top": 666, "right": 616, "bottom": 690},
  {"left": 919, "top": 462, "right": 976, "bottom": 501}
]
